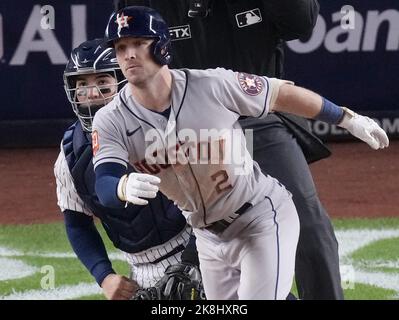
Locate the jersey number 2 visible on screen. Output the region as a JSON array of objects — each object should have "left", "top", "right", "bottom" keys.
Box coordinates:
[{"left": 211, "top": 170, "right": 233, "bottom": 194}]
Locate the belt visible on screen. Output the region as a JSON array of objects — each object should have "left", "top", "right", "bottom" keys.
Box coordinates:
[{"left": 205, "top": 202, "right": 252, "bottom": 234}]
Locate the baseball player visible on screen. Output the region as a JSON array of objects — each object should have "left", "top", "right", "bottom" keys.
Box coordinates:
[
  {"left": 55, "top": 38, "right": 199, "bottom": 300},
  {"left": 92, "top": 6, "right": 389, "bottom": 299},
  {"left": 116, "top": 0, "right": 344, "bottom": 300},
  {"left": 116, "top": 0, "right": 342, "bottom": 300}
]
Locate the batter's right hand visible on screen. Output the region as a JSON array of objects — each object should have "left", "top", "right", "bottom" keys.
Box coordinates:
[
  {"left": 338, "top": 107, "right": 389, "bottom": 150},
  {"left": 117, "top": 173, "right": 161, "bottom": 205},
  {"left": 101, "top": 274, "right": 139, "bottom": 300}
]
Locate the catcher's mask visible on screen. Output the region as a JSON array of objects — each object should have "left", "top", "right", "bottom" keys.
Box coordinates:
[{"left": 63, "top": 38, "right": 126, "bottom": 132}]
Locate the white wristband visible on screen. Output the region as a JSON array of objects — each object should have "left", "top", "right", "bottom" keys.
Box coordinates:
[
  {"left": 337, "top": 107, "right": 356, "bottom": 129},
  {"left": 117, "top": 174, "right": 128, "bottom": 201}
]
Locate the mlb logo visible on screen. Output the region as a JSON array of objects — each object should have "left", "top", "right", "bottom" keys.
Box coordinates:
[{"left": 235, "top": 8, "right": 262, "bottom": 28}]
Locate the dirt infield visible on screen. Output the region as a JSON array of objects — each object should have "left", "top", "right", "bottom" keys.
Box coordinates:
[{"left": 0, "top": 141, "right": 398, "bottom": 224}]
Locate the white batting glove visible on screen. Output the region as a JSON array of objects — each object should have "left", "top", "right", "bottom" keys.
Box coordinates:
[
  {"left": 117, "top": 173, "right": 161, "bottom": 206},
  {"left": 338, "top": 107, "right": 389, "bottom": 150}
]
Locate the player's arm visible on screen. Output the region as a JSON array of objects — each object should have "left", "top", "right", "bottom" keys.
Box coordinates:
[
  {"left": 92, "top": 109, "right": 161, "bottom": 207},
  {"left": 94, "top": 162, "right": 127, "bottom": 208},
  {"left": 272, "top": 83, "right": 389, "bottom": 150},
  {"left": 64, "top": 210, "right": 138, "bottom": 299},
  {"left": 55, "top": 150, "right": 114, "bottom": 284},
  {"left": 95, "top": 163, "right": 161, "bottom": 207},
  {"left": 214, "top": 68, "right": 387, "bottom": 150},
  {"left": 63, "top": 210, "right": 114, "bottom": 284},
  {"left": 263, "top": 0, "right": 319, "bottom": 39},
  {"left": 55, "top": 148, "right": 137, "bottom": 299}
]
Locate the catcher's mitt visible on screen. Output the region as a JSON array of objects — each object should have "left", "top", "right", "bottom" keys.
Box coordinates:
[{"left": 132, "top": 263, "right": 206, "bottom": 300}]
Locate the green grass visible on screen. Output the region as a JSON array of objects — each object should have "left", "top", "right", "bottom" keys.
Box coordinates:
[
  {"left": 350, "top": 237, "right": 399, "bottom": 274},
  {"left": 1, "top": 218, "right": 399, "bottom": 300},
  {"left": 0, "top": 222, "right": 130, "bottom": 300},
  {"left": 0, "top": 223, "right": 70, "bottom": 252},
  {"left": 343, "top": 283, "right": 396, "bottom": 300},
  {"left": 1, "top": 256, "right": 91, "bottom": 295},
  {"left": 333, "top": 217, "right": 399, "bottom": 230},
  {"left": 0, "top": 222, "right": 116, "bottom": 253},
  {"left": 352, "top": 237, "right": 399, "bottom": 261},
  {"left": 0, "top": 253, "right": 130, "bottom": 298}
]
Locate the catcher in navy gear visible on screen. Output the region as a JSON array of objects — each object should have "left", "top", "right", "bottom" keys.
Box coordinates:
[{"left": 55, "top": 38, "right": 202, "bottom": 300}]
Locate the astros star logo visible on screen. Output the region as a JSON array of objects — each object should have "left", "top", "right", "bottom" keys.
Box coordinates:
[
  {"left": 244, "top": 77, "right": 256, "bottom": 88},
  {"left": 115, "top": 13, "right": 132, "bottom": 32},
  {"left": 237, "top": 72, "right": 264, "bottom": 96}
]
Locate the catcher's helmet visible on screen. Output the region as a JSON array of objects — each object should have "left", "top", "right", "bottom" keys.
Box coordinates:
[
  {"left": 104, "top": 6, "right": 172, "bottom": 65},
  {"left": 63, "top": 38, "right": 126, "bottom": 132}
]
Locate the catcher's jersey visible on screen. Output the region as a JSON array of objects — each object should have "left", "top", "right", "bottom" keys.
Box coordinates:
[
  {"left": 54, "top": 147, "right": 94, "bottom": 216},
  {"left": 93, "top": 68, "right": 290, "bottom": 228}
]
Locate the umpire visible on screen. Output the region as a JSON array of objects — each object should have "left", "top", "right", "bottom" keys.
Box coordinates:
[{"left": 115, "top": 0, "right": 343, "bottom": 300}]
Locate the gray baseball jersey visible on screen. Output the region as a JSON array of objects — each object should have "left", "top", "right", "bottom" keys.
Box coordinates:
[{"left": 92, "top": 68, "right": 290, "bottom": 228}]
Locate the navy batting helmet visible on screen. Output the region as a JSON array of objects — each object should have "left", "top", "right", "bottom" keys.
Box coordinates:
[
  {"left": 64, "top": 38, "right": 126, "bottom": 132},
  {"left": 104, "top": 6, "right": 172, "bottom": 65}
]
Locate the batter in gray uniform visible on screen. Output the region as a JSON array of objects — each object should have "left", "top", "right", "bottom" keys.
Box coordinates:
[{"left": 93, "top": 6, "right": 389, "bottom": 299}]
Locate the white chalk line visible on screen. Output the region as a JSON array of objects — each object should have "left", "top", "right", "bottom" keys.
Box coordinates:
[
  {"left": 336, "top": 229, "right": 399, "bottom": 296},
  {"left": 335, "top": 229, "right": 399, "bottom": 257},
  {"left": 0, "top": 228, "right": 398, "bottom": 299},
  {"left": 355, "top": 259, "right": 399, "bottom": 270},
  {"left": 0, "top": 247, "right": 125, "bottom": 260},
  {"left": 0, "top": 283, "right": 101, "bottom": 300},
  {"left": 0, "top": 258, "right": 38, "bottom": 281},
  {"left": 0, "top": 247, "right": 123, "bottom": 299}
]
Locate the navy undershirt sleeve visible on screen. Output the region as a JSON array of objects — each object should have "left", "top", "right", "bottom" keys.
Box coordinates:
[
  {"left": 63, "top": 210, "right": 115, "bottom": 286},
  {"left": 95, "top": 162, "right": 127, "bottom": 208}
]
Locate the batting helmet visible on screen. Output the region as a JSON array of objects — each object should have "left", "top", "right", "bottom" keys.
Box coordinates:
[
  {"left": 63, "top": 38, "right": 126, "bottom": 132},
  {"left": 104, "top": 6, "right": 172, "bottom": 65}
]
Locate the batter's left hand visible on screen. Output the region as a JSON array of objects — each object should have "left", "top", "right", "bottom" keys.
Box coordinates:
[
  {"left": 117, "top": 172, "right": 161, "bottom": 206},
  {"left": 338, "top": 107, "right": 389, "bottom": 150}
]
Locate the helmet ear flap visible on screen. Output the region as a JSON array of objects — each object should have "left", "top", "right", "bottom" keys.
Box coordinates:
[{"left": 152, "top": 37, "right": 172, "bottom": 65}]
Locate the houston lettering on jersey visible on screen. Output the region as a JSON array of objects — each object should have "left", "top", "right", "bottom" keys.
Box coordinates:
[{"left": 134, "top": 139, "right": 226, "bottom": 175}]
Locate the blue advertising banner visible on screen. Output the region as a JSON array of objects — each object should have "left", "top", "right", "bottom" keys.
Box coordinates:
[
  {"left": 0, "top": 0, "right": 398, "bottom": 146},
  {"left": 285, "top": 0, "right": 399, "bottom": 139},
  {"left": 0, "top": 0, "right": 115, "bottom": 146},
  {"left": 0, "top": 0, "right": 113, "bottom": 120}
]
